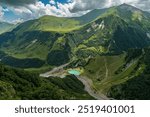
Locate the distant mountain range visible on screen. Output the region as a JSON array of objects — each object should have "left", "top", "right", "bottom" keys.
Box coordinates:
[
  {"left": 0, "top": 22, "right": 15, "bottom": 34},
  {"left": 0, "top": 4, "right": 150, "bottom": 100}
]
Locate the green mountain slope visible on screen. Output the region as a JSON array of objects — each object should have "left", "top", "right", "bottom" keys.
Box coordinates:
[
  {"left": 0, "top": 63, "right": 93, "bottom": 99},
  {"left": 0, "top": 4, "right": 149, "bottom": 69},
  {"left": 107, "top": 48, "right": 150, "bottom": 99},
  {"left": 83, "top": 48, "right": 150, "bottom": 99},
  {"left": 116, "top": 4, "right": 150, "bottom": 31},
  {"left": 68, "top": 12, "right": 150, "bottom": 58},
  {"left": 0, "top": 31, "right": 71, "bottom": 68},
  {"left": 0, "top": 4, "right": 150, "bottom": 100},
  {"left": 0, "top": 16, "right": 82, "bottom": 68},
  {"left": 14, "top": 15, "right": 81, "bottom": 33}
]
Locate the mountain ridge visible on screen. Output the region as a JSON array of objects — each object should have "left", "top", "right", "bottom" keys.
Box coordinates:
[
  {"left": 0, "top": 3, "right": 150, "bottom": 100},
  {"left": 0, "top": 3, "right": 150, "bottom": 68},
  {"left": 0, "top": 22, "right": 15, "bottom": 34}
]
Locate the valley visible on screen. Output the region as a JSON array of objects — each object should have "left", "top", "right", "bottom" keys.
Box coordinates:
[
  {"left": 40, "top": 63, "right": 108, "bottom": 100},
  {"left": 0, "top": 3, "right": 150, "bottom": 100}
]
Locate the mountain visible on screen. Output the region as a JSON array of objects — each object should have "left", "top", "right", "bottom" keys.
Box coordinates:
[
  {"left": 82, "top": 48, "right": 150, "bottom": 100},
  {"left": 0, "top": 16, "right": 83, "bottom": 68},
  {"left": 0, "top": 4, "right": 149, "bottom": 69},
  {"left": 116, "top": 3, "right": 150, "bottom": 31},
  {"left": 13, "top": 15, "right": 82, "bottom": 33},
  {"left": 68, "top": 4, "right": 150, "bottom": 100},
  {"left": 0, "top": 22, "right": 15, "bottom": 34},
  {"left": 107, "top": 48, "right": 150, "bottom": 99},
  {"left": 68, "top": 4, "right": 150, "bottom": 58},
  {"left": 72, "top": 8, "right": 107, "bottom": 24},
  {"left": 0, "top": 4, "right": 150, "bottom": 100}
]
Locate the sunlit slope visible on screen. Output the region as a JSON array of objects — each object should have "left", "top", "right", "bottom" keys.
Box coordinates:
[
  {"left": 14, "top": 15, "right": 81, "bottom": 33},
  {"left": 0, "top": 16, "right": 81, "bottom": 66},
  {"left": 83, "top": 54, "right": 127, "bottom": 94},
  {"left": 68, "top": 12, "right": 150, "bottom": 58},
  {"left": 83, "top": 48, "right": 150, "bottom": 99},
  {"left": 107, "top": 48, "right": 150, "bottom": 99},
  {"left": 74, "top": 4, "right": 150, "bottom": 56},
  {"left": 0, "top": 4, "right": 149, "bottom": 69},
  {"left": 0, "top": 31, "right": 71, "bottom": 68}
]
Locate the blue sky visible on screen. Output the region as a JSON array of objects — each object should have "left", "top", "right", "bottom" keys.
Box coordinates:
[
  {"left": 41, "top": 0, "right": 69, "bottom": 5},
  {"left": 0, "top": 0, "right": 149, "bottom": 23},
  {"left": 0, "top": 0, "right": 71, "bottom": 23}
]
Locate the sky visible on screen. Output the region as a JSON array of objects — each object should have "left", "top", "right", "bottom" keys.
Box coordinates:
[{"left": 0, "top": 0, "right": 150, "bottom": 23}]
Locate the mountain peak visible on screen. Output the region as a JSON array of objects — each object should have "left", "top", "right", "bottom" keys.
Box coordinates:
[
  {"left": 121, "top": 3, "right": 130, "bottom": 6},
  {"left": 117, "top": 3, "right": 141, "bottom": 12}
]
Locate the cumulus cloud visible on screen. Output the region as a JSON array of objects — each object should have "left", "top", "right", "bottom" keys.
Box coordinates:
[
  {"left": 0, "top": 0, "right": 37, "bottom": 6},
  {"left": 10, "top": 1, "right": 70, "bottom": 20},
  {"left": 7, "top": 1, "right": 87, "bottom": 22},
  {"left": 136, "top": 0, "right": 150, "bottom": 12},
  {"left": 49, "top": 0, "right": 56, "bottom": 5},
  {"left": 0, "top": 0, "right": 149, "bottom": 23},
  {"left": 69, "top": 0, "right": 107, "bottom": 12}
]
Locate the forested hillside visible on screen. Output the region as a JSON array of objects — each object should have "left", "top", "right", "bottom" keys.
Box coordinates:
[
  {"left": 0, "top": 64, "right": 93, "bottom": 100},
  {"left": 108, "top": 48, "right": 150, "bottom": 99}
]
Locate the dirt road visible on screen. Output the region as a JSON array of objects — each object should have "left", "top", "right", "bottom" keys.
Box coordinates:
[
  {"left": 77, "top": 76, "right": 109, "bottom": 100},
  {"left": 40, "top": 63, "right": 69, "bottom": 78}
]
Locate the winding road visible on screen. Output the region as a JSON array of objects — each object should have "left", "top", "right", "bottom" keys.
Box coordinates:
[{"left": 104, "top": 57, "right": 108, "bottom": 80}]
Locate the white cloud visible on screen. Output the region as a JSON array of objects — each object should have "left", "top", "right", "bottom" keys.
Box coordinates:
[
  {"left": 69, "top": 0, "right": 106, "bottom": 12},
  {"left": 1, "top": 0, "right": 150, "bottom": 23},
  {"left": 0, "top": 0, "right": 37, "bottom": 6},
  {"left": 11, "top": 18, "right": 24, "bottom": 24},
  {"left": 69, "top": 0, "right": 150, "bottom": 12},
  {"left": 49, "top": 0, "right": 56, "bottom": 5},
  {"left": 6, "top": 1, "right": 87, "bottom": 22},
  {"left": 8, "top": 1, "right": 62, "bottom": 21}
]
